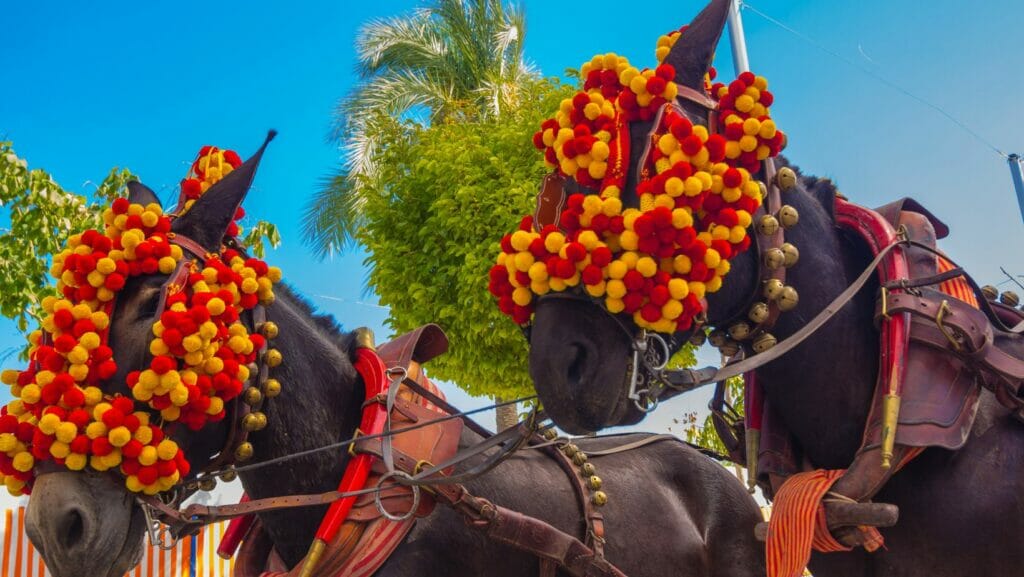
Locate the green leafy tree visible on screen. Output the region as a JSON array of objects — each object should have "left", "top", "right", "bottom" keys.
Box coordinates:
[
  {"left": 353, "top": 78, "right": 572, "bottom": 398},
  {"left": 304, "top": 0, "right": 533, "bottom": 256}
]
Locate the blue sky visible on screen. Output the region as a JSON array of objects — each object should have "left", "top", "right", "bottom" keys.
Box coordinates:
[{"left": 1, "top": 0, "right": 1022, "bottom": 435}]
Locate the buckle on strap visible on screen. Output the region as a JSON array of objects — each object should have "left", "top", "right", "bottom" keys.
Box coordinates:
[
  {"left": 935, "top": 299, "right": 963, "bottom": 352},
  {"left": 347, "top": 427, "right": 365, "bottom": 458}
]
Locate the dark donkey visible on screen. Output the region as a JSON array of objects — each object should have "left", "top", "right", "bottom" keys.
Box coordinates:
[
  {"left": 22, "top": 139, "right": 765, "bottom": 577},
  {"left": 528, "top": 1, "right": 1024, "bottom": 575}
]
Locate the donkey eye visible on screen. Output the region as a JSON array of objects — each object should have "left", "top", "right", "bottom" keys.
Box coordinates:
[{"left": 137, "top": 291, "right": 162, "bottom": 319}]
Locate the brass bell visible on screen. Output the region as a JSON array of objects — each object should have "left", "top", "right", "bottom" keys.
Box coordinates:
[
  {"left": 719, "top": 340, "right": 741, "bottom": 358},
  {"left": 981, "top": 285, "right": 999, "bottom": 301},
  {"left": 752, "top": 333, "right": 777, "bottom": 353},
  {"left": 243, "top": 387, "right": 263, "bottom": 406},
  {"left": 728, "top": 322, "right": 751, "bottom": 341},
  {"left": 543, "top": 428, "right": 558, "bottom": 441},
  {"left": 764, "top": 248, "right": 785, "bottom": 270},
  {"left": 777, "top": 286, "right": 799, "bottom": 311},
  {"left": 235, "top": 442, "right": 254, "bottom": 462},
  {"left": 757, "top": 214, "right": 780, "bottom": 237},
  {"left": 259, "top": 321, "right": 279, "bottom": 340},
  {"left": 587, "top": 475, "right": 603, "bottom": 490},
  {"left": 689, "top": 331, "right": 707, "bottom": 347},
  {"left": 198, "top": 478, "right": 217, "bottom": 492},
  {"left": 591, "top": 491, "right": 608, "bottom": 507},
  {"left": 220, "top": 469, "right": 238, "bottom": 482},
  {"left": 264, "top": 378, "right": 282, "bottom": 398},
  {"left": 247, "top": 362, "right": 259, "bottom": 378},
  {"left": 763, "top": 279, "right": 784, "bottom": 300},
  {"left": 562, "top": 443, "right": 579, "bottom": 458},
  {"left": 572, "top": 451, "right": 588, "bottom": 466},
  {"left": 775, "top": 167, "right": 797, "bottom": 191},
  {"left": 708, "top": 329, "right": 729, "bottom": 348},
  {"left": 259, "top": 294, "right": 276, "bottom": 306},
  {"left": 780, "top": 243, "right": 799, "bottom": 267},
  {"left": 748, "top": 302, "right": 770, "bottom": 324},
  {"left": 777, "top": 205, "right": 799, "bottom": 229},
  {"left": 242, "top": 412, "right": 268, "bottom": 432},
  {"left": 581, "top": 462, "right": 596, "bottom": 476},
  {"left": 1000, "top": 291, "right": 1020, "bottom": 307},
  {"left": 265, "top": 349, "right": 283, "bottom": 367},
  {"left": 758, "top": 180, "right": 768, "bottom": 197}
]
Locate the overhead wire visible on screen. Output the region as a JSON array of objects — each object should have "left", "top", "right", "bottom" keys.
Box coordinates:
[{"left": 740, "top": 1, "right": 1009, "bottom": 160}]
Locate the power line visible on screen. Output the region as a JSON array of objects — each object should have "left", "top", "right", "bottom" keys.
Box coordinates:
[{"left": 741, "top": 1, "right": 1009, "bottom": 160}]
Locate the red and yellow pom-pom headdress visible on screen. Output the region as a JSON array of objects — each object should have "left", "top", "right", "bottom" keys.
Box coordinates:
[
  {"left": 490, "top": 26, "right": 785, "bottom": 334},
  {"left": 0, "top": 144, "right": 281, "bottom": 496}
]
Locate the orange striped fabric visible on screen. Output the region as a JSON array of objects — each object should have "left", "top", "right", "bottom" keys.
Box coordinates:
[
  {"left": 766, "top": 470, "right": 868, "bottom": 577},
  {"left": 936, "top": 255, "right": 978, "bottom": 308}
]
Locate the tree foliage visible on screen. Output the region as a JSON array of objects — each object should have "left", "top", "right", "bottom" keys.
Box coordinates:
[
  {"left": 0, "top": 142, "right": 133, "bottom": 331},
  {"left": 305, "top": 0, "right": 534, "bottom": 257},
  {"left": 356, "top": 78, "right": 573, "bottom": 397}
]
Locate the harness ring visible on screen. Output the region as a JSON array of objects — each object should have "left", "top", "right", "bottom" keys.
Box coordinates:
[{"left": 374, "top": 470, "right": 421, "bottom": 522}]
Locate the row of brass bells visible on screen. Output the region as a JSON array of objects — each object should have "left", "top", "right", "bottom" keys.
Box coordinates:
[
  {"left": 1001, "top": 291, "right": 1020, "bottom": 307},
  {"left": 235, "top": 321, "right": 283, "bottom": 464},
  {"left": 548, "top": 429, "right": 607, "bottom": 507},
  {"left": 763, "top": 243, "right": 800, "bottom": 270},
  {"left": 775, "top": 166, "right": 797, "bottom": 191}
]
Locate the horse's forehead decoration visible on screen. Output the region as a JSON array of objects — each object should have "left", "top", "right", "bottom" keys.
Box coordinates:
[
  {"left": 0, "top": 146, "right": 281, "bottom": 496},
  {"left": 490, "top": 27, "right": 785, "bottom": 334}
]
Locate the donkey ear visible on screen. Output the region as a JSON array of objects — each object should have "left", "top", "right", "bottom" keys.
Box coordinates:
[
  {"left": 665, "top": 0, "right": 733, "bottom": 91},
  {"left": 127, "top": 181, "right": 161, "bottom": 208},
  {"left": 171, "top": 130, "right": 276, "bottom": 251}
]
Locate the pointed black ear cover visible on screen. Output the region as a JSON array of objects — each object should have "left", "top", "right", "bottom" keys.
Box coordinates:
[
  {"left": 664, "top": 0, "right": 732, "bottom": 90},
  {"left": 127, "top": 181, "right": 162, "bottom": 208},
  {"left": 171, "top": 130, "right": 276, "bottom": 251}
]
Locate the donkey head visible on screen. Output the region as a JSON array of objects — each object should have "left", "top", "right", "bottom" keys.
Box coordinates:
[
  {"left": 528, "top": 0, "right": 739, "bottom": 433},
  {"left": 25, "top": 135, "right": 273, "bottom": 577}
]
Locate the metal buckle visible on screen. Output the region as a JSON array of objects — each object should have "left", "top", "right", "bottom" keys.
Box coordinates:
[
  {"left": 880, "top": 286, "right": 890, "bottom": 320},
  {"left": 138, "top": 498, "right": 179, "bottom": 551},
  {"left": 935, "top": 299, "right": 963, "bottom": 352},
  {"left": 347, "top": 427, "right": 365, "bottom": 457}
]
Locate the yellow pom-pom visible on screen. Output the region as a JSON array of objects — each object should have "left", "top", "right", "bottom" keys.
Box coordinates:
[
  {"left": 730, "top": 225, "right": 747, "bottom": 244},
  {"left": 206, "top": 297, "right": 226, "bottom": 316},
  {"left": 133, "top": 426, "right": 153, "bottom": 445},
  {"left": 544, "top": 232, "right": 566, "bottom": 254},
  {"left": 662, "top": 300, "right": 684, "bottom": 320},
  {"left": 706, "top": 275, "right": 723, "bottom": 293},
  {"left": 673, "top": 255, "right": 692, "bottom": 275},
  {"left": 0, "top": 370, "right": 18, "bottom": 386},
  {"left": 125, "top": 475, "right": 144, "bottom": 493},
  {"left": 605, "top": 297, "right": 625, "bottom": 314},
  {"left": 169, "top": 385, "right": 190, "bottom": 407},
  {"left": 725, "top": 141, "right": 742, "bottom": 160},
  {"left": 138, "top": 370, "right": 160, "bottom": 390},
  {"left": 36, "top": 371, "right": 55, "bottom": 386},
  {"left": 598, "top": 261, "right": 625, "bottom": 283},
  {"left": 96, "top": 257, "right": 117, "bottom": 275},
  {"left": 530, "top": 280, "right": 550, "bottom": 295},
  {"left": 664, "top": 177, "right": 684, "bottom": 197},
  {"left": 158, "top": 257, "right": 177, "bottom": 274},
  {"left": 716, "top": 260, "right": 732, "bottom": 276},
  {"left": 688, "top": 281, "right": 707, "bottom": 301},
  {"left": 0, "top": 433, "right": 17, "bottom": 453},
  {"left": 86, "top": 421, "right": 108, "bottom": 439},
  {"left": 138, "top": 445, "right": 158, "bottom": 467},
  {"left": 204, "top": 357, "right": 225, "bottom": 375},
  {"left": 56, "top": 422, "right": 78, "bottom": 444},
  {"left": 512, "top": 287, "right": 533, "bottom": 307},
  {"left": 704, "top": 249, "right": 722, "bottom": 269},
  {"left": 636, "top": 257, "right": 658, "bottom": 278},
  {"left": 742, "top": 117, "right": 761, "bottom": 136},
  {"left": 602, "top": 197, "right": 622, "bottom": 216},
  {"left": 132, "top": 383, "right": 153, "bottom": 402},
  {"left": 668, "top": 278, "right": 690, "bottom": 300},
  {"left": 20, "top": 384, "right": 41, "bottom": 404},
  {"left": 149, "top": 339, "right": 170, "bottom": 356},
  {"left": 12, "top": 452, "right": 34, "bottom": 473},
  {"left": 585, "top": 281, "right": 607, "bottom": 298},
  {"left": 684, "top": 176, "right": 704, "bottom": 197},
  {"left": 739, "top": 134, "right": 759, "bottom": 152},
  {"left": 65, "top": 453, "right": 87, "bottom": 471},
  {"left": 160, "top": 406, "right": 181, "bottom": 422},
  {"left": 49, "top": 441, "right": 70, "bottom": 459},
  {"left": 618, "top": 230, "right": 639, "bottom": 251},
  {"left": 156, "top": 439, "right": 178, "bottom": 461},
  {"left": 607, "top": 278, "right": 629, "bottom": 299},
  {"left": 38, "top": 413, "right": 61, "bottom": 435},
  {"left": 206, "top": 397, "right": 224, "bottom": 416},
  {"left": 513, "top": 251, "right": 535, "bottom": 273},
  {"left": 79, "top": 331, "right": 101, "bottom": 351},
  {"left": 759, "top": 119, "right": 777, "bottom": 139},
  {"left": 67, "top": 346, "right": 89, "bottom": 365},
  {"left": 735, "top": 94, "right": 754, "bottom": 113},
  {"left": 528, "top": 262, "right": 549, "bottom": 282},
  {"left": 108, "top": 426, "right": 132, "bottom": 448},
  {"left": 68, "top": 363, "right": 88, "bottom": 383}
]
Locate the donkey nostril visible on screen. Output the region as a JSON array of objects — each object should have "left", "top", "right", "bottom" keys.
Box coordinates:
[
  {"left": 58, "top": 508, "right": 86, "bottom": 550},
  {"left": 567, "top": 345, "right": 587, "bottom": 386}
]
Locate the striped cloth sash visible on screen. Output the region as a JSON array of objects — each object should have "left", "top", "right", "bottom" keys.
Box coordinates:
[
  {"left": 936, "top": 255, "right": 978, "bottom": 308},
  {"left": 765, "top": 469, "right": 878, "bottom": 577}
]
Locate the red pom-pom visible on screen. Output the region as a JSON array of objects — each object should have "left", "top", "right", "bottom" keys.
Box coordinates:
[
  {"left": 738, "top": 71, "right": 756, "bottom": 86},
  {"left": 111, "top": 198, "right": 130, "bottom": 214},
  {"left": 705, "top": 134, "right": 726, "bottom": 162},
  {"left": 581, "top": 265, "right": 603, "bottom": 285},
  {"left": 91, "top": 437, "right": 113, "bottom": 456},
  {"left": 646, "top": 77, "right": 667, "bottom": 95},
  {"left": 70, "top": 434, "right": 90, "bottom": 455},
  {"left": 722, "top": 168, "right": 743, "bottom": 189},
  {"left": 623, "top": 270, "right": 645, "bottom": 291},
  {"left": 53, "top": 309, "right": 75, "bottom": 331},
  {"left": 62, "top": 387, "right": 85, "bottom": 408},
  {"left": 641, "top": 304, "right": 662, "bottom": 323},
  {"left": 681, "top": 135, "right": 703, "bottom": 156},
  {"left": 564, "top": 242, "right": 586, "bottom": 263},
  {"left": 591, "top": 246, "right": 613, "bottom": 267},
  {"left": 104, "top": 273, "right": 125, "bottom": 291}
]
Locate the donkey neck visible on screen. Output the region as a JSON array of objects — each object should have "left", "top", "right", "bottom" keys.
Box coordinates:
[
  {"left": 721, "top": 183, "right": 880, "bottom": 469},
  {"left": 238, "top": 287, "right": 363, "bottom": 567}
]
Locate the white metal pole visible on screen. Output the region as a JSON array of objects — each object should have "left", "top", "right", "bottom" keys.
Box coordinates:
[
  {"left": 727, "top": 0, "right": 751, "bottom": 74},
  {"left": 1009, "top": 154, "right": 1024, "bottom": 226}
]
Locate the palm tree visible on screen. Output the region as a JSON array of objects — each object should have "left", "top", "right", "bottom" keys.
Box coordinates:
[{"left": 303, "top": 0, "right": 534, "bottom": 258}]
